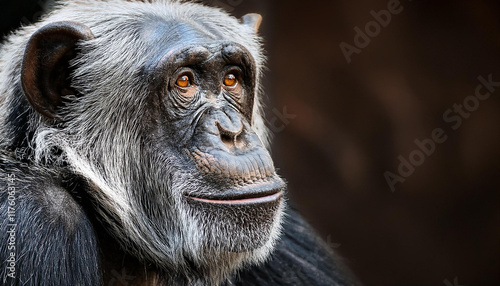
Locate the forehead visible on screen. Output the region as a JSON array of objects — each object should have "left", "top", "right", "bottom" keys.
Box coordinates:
[
  {"left": 141, "top": 17, "right": 225, "bottom": 51},
  {"left": 139, "top": 17, "right": 227, "bottom": 67},
  {"left": 138, "top": 17, "right": 255, "bottom": 81}
]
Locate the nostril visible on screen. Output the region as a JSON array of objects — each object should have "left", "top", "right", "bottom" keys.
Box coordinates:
[
  {"left": 216, "top": 121, "right": 245, "bottom": 149},
  {"left": 220, "top": 132, "right": 234, "bottom": 149},
  {"left": 234, "top": 132, "right": 247, "bottom": 149}
]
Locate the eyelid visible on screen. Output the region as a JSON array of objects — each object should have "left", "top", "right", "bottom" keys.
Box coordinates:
[
  {"left": 172, "top": 69, "right": 196, "bottom": 89},
  {"left": 226, "top": 66, "right": 243, "bottom": 76}
]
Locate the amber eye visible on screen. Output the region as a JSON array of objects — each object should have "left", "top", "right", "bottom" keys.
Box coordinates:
[
  {"left": 223, "top": 74, "right": 237, "bottom": 87},
  {"left": 176, "top": 75, "right": 191, "bottom": 88}
]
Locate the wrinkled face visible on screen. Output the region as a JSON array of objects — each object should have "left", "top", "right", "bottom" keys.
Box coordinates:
[
  {"left": 141, "top": 32, "right": 286, "bottom": 254},
  {"left": 19, "top": 13, "right": 285, "bottom": 279},
  {"left": 78, "top": 20, "right": 288, "bottom": 273}
]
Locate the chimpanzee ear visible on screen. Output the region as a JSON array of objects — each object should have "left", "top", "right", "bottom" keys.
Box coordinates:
[
  {"left": 241, "top": 13, "right": 262, "bottom": 33},
  {"left": 21, "top": 21, "right": 95, "bottom": 119}
]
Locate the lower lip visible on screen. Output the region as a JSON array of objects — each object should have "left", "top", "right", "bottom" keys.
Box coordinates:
[{"left": 187, "top": 191, "right": 283, "bottom": 205}]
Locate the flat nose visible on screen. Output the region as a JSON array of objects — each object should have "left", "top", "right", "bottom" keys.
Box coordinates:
[
  {"left": 215, "top": 110, "right": 247, "bottom": 150},
  {"left": 216, "top": 120, "right": 246, "bottom": 149}
]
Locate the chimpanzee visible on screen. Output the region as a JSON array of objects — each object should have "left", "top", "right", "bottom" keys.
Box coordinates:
[{"left": 0, "top": 1, "right": 357, "bottom": 285}]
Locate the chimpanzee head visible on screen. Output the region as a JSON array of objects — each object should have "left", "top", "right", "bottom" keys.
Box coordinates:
[{"left": 11, "top": 1, "right": 285, "bottom": 282}]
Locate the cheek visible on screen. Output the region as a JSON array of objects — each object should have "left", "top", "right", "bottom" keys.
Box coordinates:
[
  {"left": 159, "top": 82, "right": 200, "bottom": 118},
  {"left": 177, "top": 87, "right": 197, "bottom": 99},
  {"left": 242, "top": 89, "right": 255, "bottom": 121}
]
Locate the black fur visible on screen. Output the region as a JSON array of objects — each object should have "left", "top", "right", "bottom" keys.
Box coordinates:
[
  {"left": 0, "top": 155, "right": 100, "bottom": 286},
  {"left": 5, "top": 85, "right": 33, "bottom": 151},
  {"left": 228, "top": 208, "right": 356, "bottom": 286}
]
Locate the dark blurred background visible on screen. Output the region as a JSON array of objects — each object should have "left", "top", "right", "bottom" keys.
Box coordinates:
[{"left": 2, "top": 0, "right": 499, "bottom": 285}]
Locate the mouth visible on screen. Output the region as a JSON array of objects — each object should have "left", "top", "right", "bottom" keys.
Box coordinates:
[
  {"left": 186, "top": 178, "right": 286, "bottom": 205},
  {"left": 188, "top": 191, "right": 283, "bottom": 205}
]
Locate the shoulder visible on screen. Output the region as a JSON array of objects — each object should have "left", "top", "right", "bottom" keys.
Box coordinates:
[{"left": 0, "top": 165, "right": 100, "bottom": 285}]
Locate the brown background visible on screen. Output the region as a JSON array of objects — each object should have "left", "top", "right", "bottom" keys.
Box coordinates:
[{"left": 2, "top": 0, "right": 499, "bottom": 285}]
